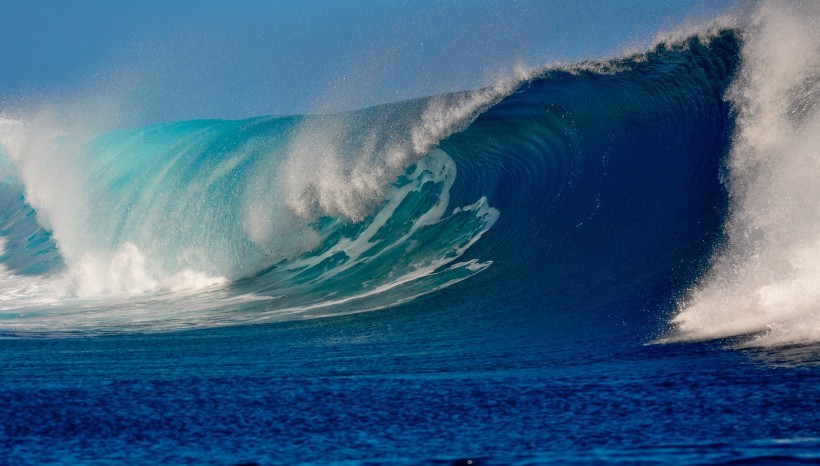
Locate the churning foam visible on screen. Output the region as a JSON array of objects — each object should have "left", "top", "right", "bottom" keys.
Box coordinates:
[
  {"left": 0, "top": 115, "right": 228, "bottom": 298},
  {"left": 56, "top": 242, "right": 228, "bottom": 297},
  {"left": 669, "top": 1, "right": 820, "bottom": 347}
]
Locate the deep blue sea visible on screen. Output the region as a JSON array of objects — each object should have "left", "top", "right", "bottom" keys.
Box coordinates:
[{"left": 1, "top": 3, "right": 819, "bottom": 465}]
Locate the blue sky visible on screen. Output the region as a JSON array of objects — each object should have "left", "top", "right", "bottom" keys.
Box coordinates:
[{"left": 1, "top": 0, "right": 739, "bottom": 122}]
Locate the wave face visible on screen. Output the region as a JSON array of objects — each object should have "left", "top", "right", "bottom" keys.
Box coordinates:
[
  {"left": 29, "top": 20, "right": 820, "bottom": 356},
  {"left": 0, "top": 30, "right": 743, "bottom": 335}
]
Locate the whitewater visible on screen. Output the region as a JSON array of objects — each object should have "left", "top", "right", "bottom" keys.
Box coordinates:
[
  {"left": 664, "top": 2, "right": 820, "bottom": 347},
  {"left": 1, "top": 2, "right": 819, "bottom": 465}
]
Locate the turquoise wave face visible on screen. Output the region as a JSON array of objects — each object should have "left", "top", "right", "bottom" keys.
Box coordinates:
[
  {"left": 0, "top": 105, "right": 501, "bottom": 331},
  {"left": 0, "top": 30, "right": 739, "bottom": 334}
]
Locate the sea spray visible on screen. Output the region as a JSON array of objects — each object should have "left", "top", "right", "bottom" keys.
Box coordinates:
[
  {"left": 272, "top": 66, "right": 532, "bottom": 225},
  {"left": 669, "top": 0, "right": 820, "bottom": 347}
]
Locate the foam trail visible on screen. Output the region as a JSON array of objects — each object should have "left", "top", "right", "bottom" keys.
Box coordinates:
[{"left": 668, "top": 1, "right": 820, "bottom": 347}]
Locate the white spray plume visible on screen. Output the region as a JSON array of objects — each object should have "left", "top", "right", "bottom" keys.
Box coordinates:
[{"left": 668, "top": 1, "right": 820, "bottom": 347}]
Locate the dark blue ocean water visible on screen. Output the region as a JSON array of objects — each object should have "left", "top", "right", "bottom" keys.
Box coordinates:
[
  {"left": 1, "top": 27, "right": 819, "bottom": 465},
  {"left": 2, "top": 303, "right": 819, "bottom": 465}
]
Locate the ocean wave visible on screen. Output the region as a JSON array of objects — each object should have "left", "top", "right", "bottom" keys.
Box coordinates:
[{"left": 0, "top": 4, "right": 817, "bottom": 346}]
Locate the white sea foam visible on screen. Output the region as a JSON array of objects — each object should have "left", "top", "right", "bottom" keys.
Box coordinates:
[
  {"left": 668, "top": 1, "right": 820, "bottom": 347},
  {"left": 55, "top": 242, "right": 228, "bottom": 297}
]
